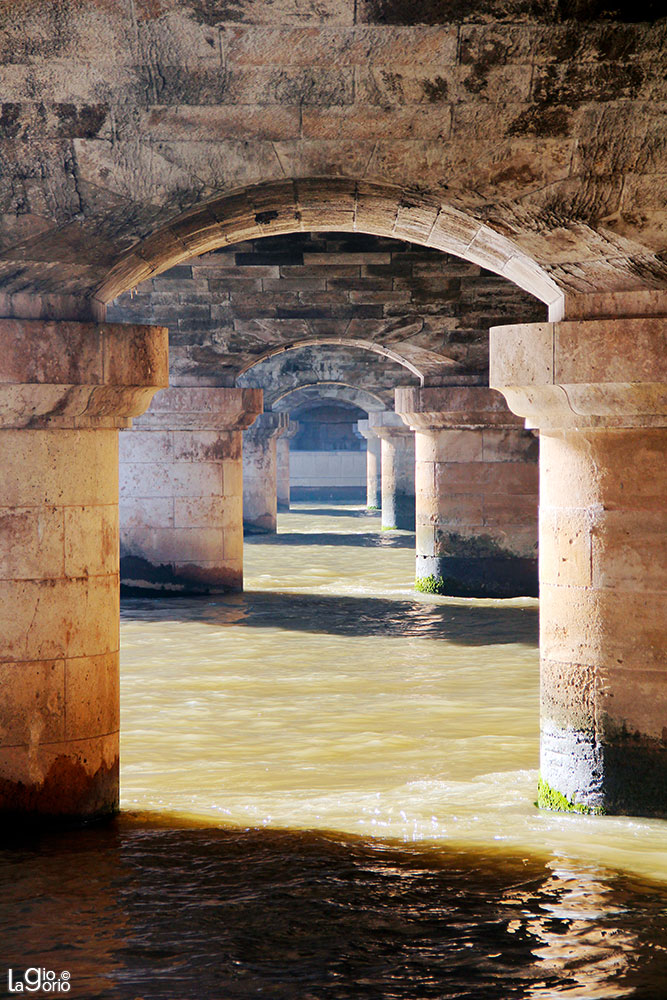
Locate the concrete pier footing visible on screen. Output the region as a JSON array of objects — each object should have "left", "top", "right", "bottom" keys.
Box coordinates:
[
  {"left": 0, "top": 319, "right": 168, "bottom": 821},
  {"left": 396, "top": 386, "right": 539, "bottom": 598},
  {"left": 491, "top": 314, "right": 667, "bottom": 818},
  {"left": 368, "top": 412, "right": 415, "bottom": 531},
  {"left": 120, "top": 387, "right": 262, "bottom": 593}
]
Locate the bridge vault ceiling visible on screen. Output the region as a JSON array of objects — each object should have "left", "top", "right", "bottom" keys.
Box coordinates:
[{"left": 108, "top": 231, "right": 546, "bottom": 384}]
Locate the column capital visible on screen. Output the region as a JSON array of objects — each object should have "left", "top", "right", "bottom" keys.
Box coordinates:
[
  {"left": 133, "top": 386, "right": 263, "bottom": 431},
  {"left": 356, "top": 418, "right": 379, "bottom": 441},
  {"left": 283, "top": 418, "right": 300, "bottom": 441},
  {"left": 0, "top": 319, "right": 168, "bottom": 429},
  {"left": 490, "top": 317, "right": 667, "bottom": 431},
  {"left": 368, "top": 410, "right": 412, "bottom": 441},
  {"left": 244, "top": 410, "right": 290, "bottom": 442},
  {"left": 395, "top": 386, "right": 523, "bottom": 430}
]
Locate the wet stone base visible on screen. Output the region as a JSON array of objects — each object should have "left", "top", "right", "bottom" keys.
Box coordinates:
[
  {"left": 382, "top": 493, "right": 415, "bottom": 532},
  {"left": 537, "top": 776, "right": 604, "bottom": 815},
  {"left": 541, "top": 723, "right": 667, "bottom": 819},
  {"left": 120, "top": 555, "right": 241, "bottom": 596},
  {"left": 416, "top": 555, "right": 538, "bottom": 598},
  {"left": 0, "top": 755, "right": 119, "bottom": 825},
  {"left": 243, "top": 518, "right": 276, "bottom": 536}
]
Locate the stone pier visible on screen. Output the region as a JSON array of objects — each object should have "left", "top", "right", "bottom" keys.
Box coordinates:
[
  {"left": 276, "top": 420, "right": 299, "bottom": 512},
  {"left": 243, "top": 412, "right": 289, "bottom": 534},
  {"left": 357, "top": 420, "right": 382, "bottom": 510},
  {"left": 369, "top": 412, "right": 415, "bottom": 531},
  {"left": 0, "top": 319, "right": 167, "bottom": 820},
  {"left": 491, "top": 314, "right": 667, "bottom": 818},
  {"left": 120, "top": 387, "right": 262, "bottom": 593},
  {"left": 396, "top": 386, "right": 538, "bottom": 598}
]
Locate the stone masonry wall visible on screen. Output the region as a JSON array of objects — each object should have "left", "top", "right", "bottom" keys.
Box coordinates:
[
  {"left": 0, "top": 7, "right": 666, "bottom": 304},
  {"left": 109, "top": 232, "right": 546, "bottom": 384}
]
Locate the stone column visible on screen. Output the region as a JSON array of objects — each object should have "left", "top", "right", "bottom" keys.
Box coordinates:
[
  {"left": 0, "top": 319, "right": 168, "bottom": 821},
  {"left": 369, "top": 412, "right": 415, "bottom": 531},
  {"left": 491, "top": 315, "right": 667, "bottom": 817},
  {"left": 357, "top": 419, "right": 382, "bottom": 510},
  {"left": 243, "top": 412, "right": 289, "bottom": 534},
  {"left": 276, "top": 420, "right": 299, "bottom": 512},
  {"left": 120, "top": 387, "right": 262, "bottom": 593},
  {"left": 396, "top": 386, "right": 538, "bottom": 598}
]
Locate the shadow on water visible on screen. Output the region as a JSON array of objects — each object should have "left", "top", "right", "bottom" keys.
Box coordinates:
[
  {"left": 2, "top": 814, "right": 667, "bottom": 1000},
  {"left": 285, "top": 505, "right": 380, "bottom": 519},
  {"left": 121, "top": 591, "right": 538, "bottom": 647},
  {"left": 246, "top": 530, "right": 415, "bottom": 548}
]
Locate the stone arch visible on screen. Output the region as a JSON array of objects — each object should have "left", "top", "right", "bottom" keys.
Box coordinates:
[
  {"left": 272, "top": 383, "right": 388, "bottom": 414},
  {"left": 237, "top": 341, "right": 415, "bottom": 410},
  {"left": 236, "top": 335, "right": 459, "bottom": 385},
  {"left": 94, "top": 178, "right": 565, "bottom": 320}
]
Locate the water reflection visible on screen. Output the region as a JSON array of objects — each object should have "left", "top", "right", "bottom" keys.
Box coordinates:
[
  {"left": 1, "top": 819, "right": 666, "bottom": 1000},
  {"left": 287, "top": 506, "right": 381, "bottom": 519}
]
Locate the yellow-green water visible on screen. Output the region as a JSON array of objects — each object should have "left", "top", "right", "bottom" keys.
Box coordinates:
[{"left": 119, "top": 504, "right": 667, "bottom": 884}]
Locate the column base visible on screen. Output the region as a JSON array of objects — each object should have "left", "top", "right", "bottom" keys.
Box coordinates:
[
  {"left": 0, "top": 736, "right": 119, "bottom": 824},
  {"left": 120, "top": 554, "right": 242, "bottom": 595},
  {"left": 243, "top": 516, "right": 277, "bottom": 536},
  {"left": 539, "top": 723, "right": 667, "bottom": 818},
  {"left": 416, "top": 554, "right": 538, "bottom": 598},
  {"left": 382, "top": 494, "right": 415, "bottom": 532}
]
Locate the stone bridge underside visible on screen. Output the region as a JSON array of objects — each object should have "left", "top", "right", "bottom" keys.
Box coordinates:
[
  {"left": 0, "top": 4, "right": 665, "bottom": 322},
  {"left": 109, "top": 232, "right": 545, "bottom": 383},
  {"left": 1, "top": 1, "right": 666, "bottom": 824}
]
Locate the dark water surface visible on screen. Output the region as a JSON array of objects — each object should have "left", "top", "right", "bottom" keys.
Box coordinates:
[{"left": 2, "top": 816, "right": 667, "bottom": 1000}]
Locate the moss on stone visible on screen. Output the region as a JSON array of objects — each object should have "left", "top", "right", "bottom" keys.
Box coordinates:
[
  {"left": 381, "top": 525, "right": 399, "bottom": 531},
  {"left": 536, "top": 776, "right": 605, "bottom": 816},
  {"left": 415, "top": 574, "right": 445, "bottom": 594},
  {"left": 435, "top": 529, "right": 517, "bottom": 559}
]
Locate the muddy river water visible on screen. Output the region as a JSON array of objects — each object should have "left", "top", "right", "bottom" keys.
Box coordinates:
[{"left": 2, "top": 505, "right": 666, "bottom": 998}]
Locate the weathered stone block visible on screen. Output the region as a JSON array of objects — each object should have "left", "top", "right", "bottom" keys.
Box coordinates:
[
  {"left": 65, "top": 652, "right": 119, "bottom": 741},
  {"left": 0, "top": 660, "right": 65, "bottom": 747}
]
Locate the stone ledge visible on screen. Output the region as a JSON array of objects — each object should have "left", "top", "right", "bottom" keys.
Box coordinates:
[
  {"left": 0, "top": 320, "right": 168, "bottom": 429},
  {"left": 131, "top": 386, "right": 263, "bottom": 432},
  {"left": 490, "top": 317, "right": 667, "bottom": 429},
  {"left": 396, "top": 385, "right": 524, "bottom": 429}
]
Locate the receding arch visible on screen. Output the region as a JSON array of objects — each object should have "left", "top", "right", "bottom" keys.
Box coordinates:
[
  {"left": 272, "top": 383, "right": 388, "bottom": 414},
  {"left": 236, "top": 336, "right": 461, "bottom": 386},
  {"left": 94, "top": 178, "right": 565, "bottom": 320}
]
